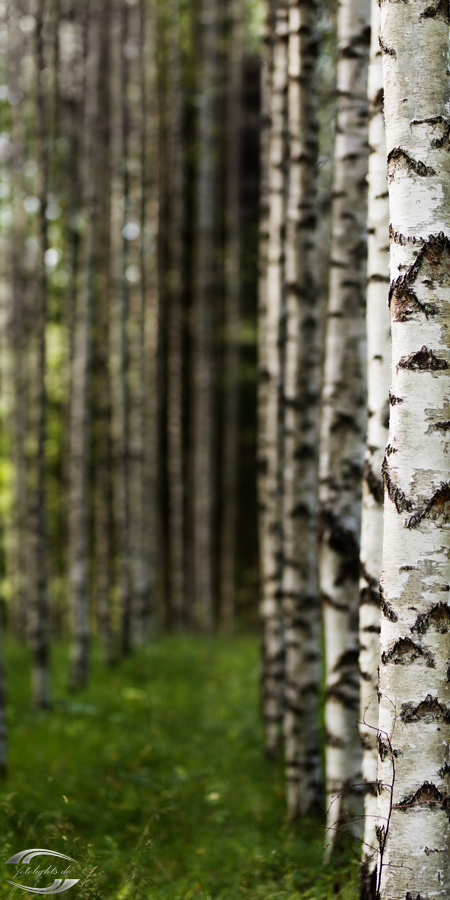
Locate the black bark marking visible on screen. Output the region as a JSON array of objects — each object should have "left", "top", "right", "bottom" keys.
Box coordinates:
[
  {"left": 326, "top": 730, "right": 345, "bottom": 749},
  {"left": 367, "top": 273, "right": 389, "bottom": 284},
  {"left": 360, "top": 585, "right": 380, "bottom": 608},
  {"left": 330, "top": 412, "right": 360, "bottom": 434},
  {"left": 382, "top": 456, "right": 413, "bottom": 515},
  {"left": 390, "top": 282, "right": 437, "bottom": 321},
  {"left": 363, "top": 459, "right": 384, "bottom": 504},
  {"left": 389, "top": 225, "right": 423, "bottom": 246},
  {"left": 396, "top": 782, "right": 447, "bottom": 814},
  {"left": 412, "top": 602, "right": 450, "bottom": 634},
  {"left": 420, "top": 0, "right": 449, "bottom": 20},
  {"left": 389, "top": 392, "right": 404, "bottom": 406},
  {"left": 387, "top": 148, "right": 436, "bottom": 181},
  {"left": 380, "top": 595, "right": 398, "bottom": 623},
  {"left": 398, "top": 346, "right": 449, "bottom": 372},
  {"left": 317, "top": 509, "right": 359, "bottom": 585},
  {"left": 379, "top": 36, "right": 396, "bottom": 56},
  {"left": 429, "top": 420, "right": 450, "bottom": 434},
  {"left": 406, "top": 481, "right": 450, "bottom": 528},
  {"left": 369, "top": 87, "right": 384, "bottom": 120},
  {"left": 321, "top": 591, "right": 347, "bottom": 612},
  {"left": 401, "top": 694, "right": 450, "bottom": 724},
  {"left": 333, "top": 648, "right": 359, "bottom": 673},
  {"left": 381, "top": 637, "right": 434, "bottom": 668}
]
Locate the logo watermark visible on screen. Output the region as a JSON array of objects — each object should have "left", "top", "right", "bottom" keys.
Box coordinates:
[{"left": 5, "top": 849, "right": 79, "bottom": 894}]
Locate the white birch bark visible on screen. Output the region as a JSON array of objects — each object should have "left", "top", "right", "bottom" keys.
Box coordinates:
[
  {"left": 358, "top": 1, "right": 390, "bottom": 893},
  {"left": 260, "top": 0, "right": 288, "bottom": 757},
  {"left": 376, "top": 1, "right": 450, "bottom": 897},
  {"left": 318, "top": 0, "right": 369, "bottom": 846},
  {"left": 281, "top": 0, "right": 322, "bottom": 817}
]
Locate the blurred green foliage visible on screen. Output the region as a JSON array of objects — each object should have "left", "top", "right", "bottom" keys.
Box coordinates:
[{"left": 0, "top": 636, "right": 358, "bottom": 899}]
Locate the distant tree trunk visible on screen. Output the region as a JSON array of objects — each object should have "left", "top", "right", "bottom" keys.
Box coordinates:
[
  {"left": 93, "top": 0, "right": 114, "bottom": 665},
  {"left": 140, "top": 0, "right": 160, "bottom": 641},
  {"left": 68, "top": 0, "right": 102, "bottom": 689},
  {"left": 376, "top": 1, "right": 450, "bottom": 897},
  {"left": 29, "top": 0, "right": 51, "bottom": 708},
  {"left": 191, "top": 0, "right": 217, "bottom": 633},
  {"left": 318, "top": 0, "right": 369, "bottom": 849},
  {"left": 218, "top": 0, "right": 242, "bottom": 634},
  {"left": 259, "top": 0, "right": 288, "bottom": 758},
  {"left": 281, "top": 0, "right": 322, "bottom": 818},
  {"left": 8, "top": 0, "right": 29, "bottom": 640},
  {"left": 165, "top": 0, "right": 186, "bottom": 630},
  {"left": 358, "top": 1, "right": 390, "bottom": 895}
]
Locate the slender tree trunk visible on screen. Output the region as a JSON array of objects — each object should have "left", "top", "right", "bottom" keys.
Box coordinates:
[
  {"left": 318, "top": 0, "right": 369, "bottom": 848},
  {"left": 376, "top": 3, "right": 450, "bottom": 897},
  {"left": 141, "top": 0, "right": 160, "bottom": 639},
  {"left": 191, "top": 0, "right": 217, "bottom": 632},
  {"left": 281, "top": 0, "right": 322, "bottom": 818},
  {"left": 68, "top": 0, "right": 101, "bottom": 689},
  {"left": 218, "top": 0, "right": 242, "bottom": 634},
  {"left": 358, "top": 2, "right": 390, "bottom": 894},
  {"left": 93, "top": 0, "right": 114, "bottom": 664},
  {"left": 29, "top": 0, "right": 51, "bottom": 708},
  {"left": 259, "top": 0, "right": 288, "bottom": 758},
  {"left": 166, "top": 0, "right": 186, "bottom": 630}
]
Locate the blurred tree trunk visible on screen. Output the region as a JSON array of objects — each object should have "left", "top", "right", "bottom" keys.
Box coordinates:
[
  {"left": 7, "top": 0, "right": 29, "bottom": 641},
  {"left": 110, "top": 0, "right": 132, "bottom": 657},
  {"left": 218, "top": 0, "right": 242, "bottom": 634},
  {"left": 191, "top": 0, "right": 218, "bottom": 632},
  {"left": 259, "top": 0, "right": 288, "bottom": 758},
  {"left": 358, "top": 1, "right": 389, "bottom": 894},
  {"left": 29, "top": 0, "right": 51, "bottom": 708},
  {"left": 166, "top": 0, "right": 186, "bottom": 631},
  {"left": 281, "top": 0, "right": 322, "bottom": 818},
  {"left": 68, "top": 0, "right": 102, "bottom": 689},
  {"left": 128, "top": 0, "right": 150, "bottom": 646},
  {"left": 318, "top": 0, "right": 369, "bottom": 849},
  {"left": 93, "top": 0, "right": 114, "bottom": 664}
]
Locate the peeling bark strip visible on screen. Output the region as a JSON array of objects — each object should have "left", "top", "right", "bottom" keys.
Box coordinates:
[
  {"left": 377, "top": 0, "right": 450, "bottom": 895},
  {"left": 318, "top": 0, "right": 369, "bottom": 850},
  {"left": 281, "top": 0, "right": 322, "bottom": 817},
  {"left": 259, "top": 0, "right": 288, "bottom": 758}
]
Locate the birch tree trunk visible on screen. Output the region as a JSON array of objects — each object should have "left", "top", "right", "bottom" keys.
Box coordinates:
[
  {"left": 376, "top": 3, "right": 450, "bottom": 897},
  {"left": 29, "top": 0, "right": 51, "bottom": 708},
  {"left": 93, "top": 0, "right": 114, "bottom": 664},
  {"left": 260, "top": 0, "right": 288, "bottom": 757},
  {"left": 219, "top": 0, "right": 242, "bottom": 634},
  {"left": 358, "top": 1, "right": 390, "bottom": 894},
  {"left": 68, "top": 0, "right": 101, "bottom": 689},
  {"left": 166, "top": 0, "right": 186, "bottom": 630},
  {"left": 191, "top": 0, "right": 217, "bottom": 632},
  {"left": 281, "top": 0, "right": 322, "bottom": 818},
  {"left": 318, "top": 0, "right": 369, "bottom": 846}
]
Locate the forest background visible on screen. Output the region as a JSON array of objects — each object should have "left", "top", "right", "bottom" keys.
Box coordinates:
[{"left": 0, "top": 0, "right": 382, "bottom": 894}]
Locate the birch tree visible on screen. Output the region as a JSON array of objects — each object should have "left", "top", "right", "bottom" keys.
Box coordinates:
[
  {"left": 260, "top": 0, "right": 288, "bottom": 757},
  {"left": 219, "top": 0, "right": 242, "bottom": 634},
  {"left": 318, "top": 0, "right": 369, "bottom": 845},
  {"left": 281, "top": 0, "right": 322, "bottom": 817},
  {"left": 191, "top": 0, "right": 217, "bottom": 632},
  {"left": 68, "top": 0, "right": 101, "bottom": 688},
  {"left": 358, "top": 0, "right": 390, "bottom": 892},
  {"left": 376, "top": 1, "right": 450, "bottom": 896}
]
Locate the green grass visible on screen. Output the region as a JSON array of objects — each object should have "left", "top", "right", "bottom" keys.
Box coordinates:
[{"left": 0, "top": 636, "right": 359, "bottom": 899}]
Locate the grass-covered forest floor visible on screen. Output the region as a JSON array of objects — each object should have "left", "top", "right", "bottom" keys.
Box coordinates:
[{"left": 0, "top": 636, "right": 359, "bottom": 899}]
